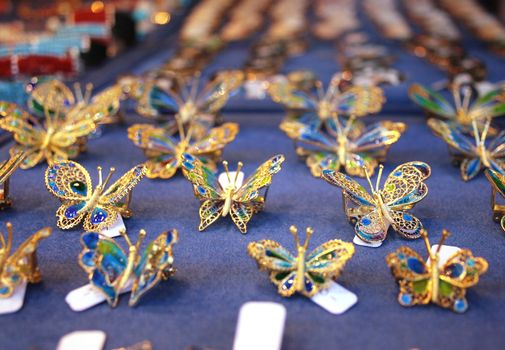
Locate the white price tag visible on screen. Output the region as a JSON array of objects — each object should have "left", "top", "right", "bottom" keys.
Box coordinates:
[
  {"left": 353, "top": 235, "right": 382, "bottom": 248},
  {"left": 65, "top": 280, "right": 133, "bottom": 312},
  {"left": 56, "top": 330, "right": 106, "bottom": 350},
  {"left": 428, "top": 245, "right": 461, "bottom": 266},
  {"left": 244, "top": 80, "right": 267, "bottom": 100},
  {"left": 233, "top": 302, "right": 286, "bottom": 350},
  {"left": 0, "top": 281, "right": 27, "bottom": 314},
  {"left": 218, "top": 171, "right": 244, "bottom": 189},
  {"left": 100, "top": 214, "right": 125, "bottom": 238},
  {"left": 311, "top": 281, "right": 358, "bottom": 315}
]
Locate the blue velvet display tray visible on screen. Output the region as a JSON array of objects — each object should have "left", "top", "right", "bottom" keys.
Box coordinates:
[{"left": 2, "top": 11, "right": 505, "bottom": 350}]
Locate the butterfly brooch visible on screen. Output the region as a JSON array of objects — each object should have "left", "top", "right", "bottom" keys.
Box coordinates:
[
  {"left": 248, "top": 225, "right": 354, "bottom": 297},
  {"left": 79, "top": 228, "right": 178, "bottom": 307},
  {"left": 181, "top": 153, "right": 285, "bottom": 233},
  {"left": 485, "top": 169, "right": 505, "bottom": 231},
  {"left": 0, "top": 152, "right": 25, "bottom": 209},
  {"left": 128, "top": 117, "right": 239, "bottom": 179},
  {"left": 321, "top": 162, "right": 431, "bottom": 245},
  {"left": 280, "top": 115, "right": 405, "bottom": 177},
  {"left": 0, "top": 80, "right": 123, "bottom": 169},
  {"left": 45, "top": 161, "right": 146, "bottom": 231},
  {"left": 427, "top": 118, "right": 505, "bottom": 181},
  {"left": 126, "top": 70, "right": 243, "bottom": 125},
  {"left": 0, "top": 222, "right": 52, "bottom": 298},
  {"left": 409, "top": 82, "right": 505, "bottom": 131},
  {"left": 386, "top": 229, "right": 488, "bottom": 313},
  {"left": 268, "top": 72, "right": 385, "bottom": 129}
]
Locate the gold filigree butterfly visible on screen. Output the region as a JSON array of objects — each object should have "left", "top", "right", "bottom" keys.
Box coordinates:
[
  {"left": 321, "top": 162, "right": 431, "bottom": 244},
  {"left": 248, "top": 225, "right": 354, "bottom": 297},
  {"left": 0, "top": 152, "right": 25, "bottom": 209},
  {"left": 386, "top": 229, "right": 488, "bottom": 313},
  {"left": 45, "top": 161, "right": 146, "bottom": 231},
  {"left": 0, "top": 222, "right": 52, "bottom": 298},
  {"left": 128, "top": 115, "right": 239, "bottom": 179},
  {"left": 181, "top": 153, "right": 284, "bottom": 233}
]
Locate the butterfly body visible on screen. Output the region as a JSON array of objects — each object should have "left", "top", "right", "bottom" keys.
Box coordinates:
[
  {"left": 79, "top": 228, "right": 178, "bottom": 307},
  {"left": 0, "top": 223, "right": 52, "bottom": 298},
  {"left": 322, "top": 161, "right": 431, "bottom": 244},
  {"left": 248, "top": 226, "right": 355, "bottom": 297},
  {"left": 428, "top": 118, "right": 505, "bottom": 180},
  {"left": 386, "top": 229, "right": 488, "bottom": 313},
  {"left": 181, "top": 153, "right": 284, "bottom": 233},
  {"left": 45, "top": 161, "right": 146, "bottom": 231}
]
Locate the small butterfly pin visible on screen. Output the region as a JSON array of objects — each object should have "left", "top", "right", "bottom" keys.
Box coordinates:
[
  {"left": 181, "top": 153, "right": 285, "bottom": 233},
  {"left": 485, "top": 169, "right": 505, "bottom": 231},
  {"left": 409, "top": 82, "right": 505, "bottom": 130},
  {"left": 268, "top": 72, "right": 385, "bottom": 128},
  {"left": 0, "top": 152, "right": 25, "bottom": 209},
  {"left": 428, "top": 118, "right": 505, "bottom": 181},
  {"left": 321, "top": 162, "right": 431, "bottom": 244},
  {"left": 128, "top": 116, "right": 239, "bottom": 179},
  {"left": 248, "top": 225, "right": 354, "bottom": 297},
  {"left": 45, "top": 161, "right": 146, "bottom": 231},
  {"left": 79, "top": 228, "right": 178, "bottom": 307},
  {"left": 386, "top": 229, "right": 488, "bottom": 313},
  {"left": 280, "top": 115, "right": 405, "bottom": 177},
  {"left": 0, "top": 222, "right": 52, "bottom": 298}
]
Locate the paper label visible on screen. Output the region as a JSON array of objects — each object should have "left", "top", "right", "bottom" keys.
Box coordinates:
[
  {"left": 0, "top": 281, "right": 27, "bottom": 314},
  {"left": 244, "top": 80, "right": 267, "bottom": 100},
  {"left": 100, "top": 214, "right": 125, "bottom": 238},
  {"left": 353, "top": 235, "right": 382, "bottom": 248},
  {"left": 56, "top": 330, "right": 106, "bottom": 350},
  {"left": 218, "top": 171, "right": 244, "bottom": 189},
  {"left": 311, "top": 281, "right": 358, "bottom": 315},
  {"left": 429, "top": 244, "right": 461, "bottom": 266},
  {"left": 65, "top": 280, "right": 132, "bottom": 312},
  {"left": 233, "top": 302, "right": 286, "bottom": 350}
]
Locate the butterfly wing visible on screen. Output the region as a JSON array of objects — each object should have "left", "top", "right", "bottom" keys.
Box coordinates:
[
  {"left": 28, "top": 79, "right": 75, "bottom": 116},
  {"left": 427, "top": 119, "right": 476, "bottom": 156},
  {"left": 79, "top": 232, "right": 128, "bottom": 307},
  {"left": 437, "top": 249, "right": 488, "bottom": 313},
  {"left": 321, "top": 169, "right": 375, "bottom": 206},
  {"left": 0, "top": 227, "right": 51, "bottom": 298},
  {"left": 386, "top": 246, "right": 432, "bottom": 307},
  {"left": 331, "top": 86, "right": 385, "bottom": 116},
  {"left": 99, "top": 164, "right": 147, "bottom": 205},
  {"left": 0, "top": 102, "right": 43, "bottom": 147},
  {"left": 409, "top": 84, "right": 456, "bottom": 119},
  {"left": 381, "top": 161, "right": 431, "bottom": 209},
  {"left": 279, "top": 119, "right": 336, "bottom": 150},
  {"left": 355, "top": 209, "right": 389, "bottom": 243},
  {"left": 72, "top": 85, "right": 125, "bottom": 124},
  {"left": 247, "top": 240, "right": 298, "bottom": 297},
  {"left": 233, "top": 154, "right": 285, "bottom": 203},
  {"left": 351, "top": 121, "right": 406, "bottom": 153},
  {"left": 198, "top": 70, "right": 244, "bottom": 113},
  {"left": 485, "top": 169, "right": 505, "bottom": 198},
  {"left": 0, "top": 152, "right": 25, "bottom": 184},
  {"left": 129, "top": 229, "right": 178, "bottom": 306},
  {"left": 229, "top": 201, "right": 257, "bottom": 234},
  {"left": 389, "top": 210, "right": 423, "bottom": 239},
  {"left": 303, "top": 240, "right": 355, "bottom": 297},
  {"left": 305, "top": 151, "right": 342, "bottom": 177},
  {"left": 187, "top": 122, "right": 239, "bottom": 155},
  {"left": 468, "top": 86, "right": 505, "bottom": 121},
  {"left": 268, "top": 79, "right": 317, "bottom": 110}
]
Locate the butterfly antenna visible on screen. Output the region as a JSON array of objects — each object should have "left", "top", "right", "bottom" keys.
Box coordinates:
[
  {"left": 420, "top": 229, "right": 433, "bottom": 258},
  {"left": 102, "top": 167, "right": 116, "bottom": 189},
  {"left": 315, "top": 81, "right": 324, "bottom": 101},
  {"left": 453, "top": 85, "right": 462, "bottom": 111},
  {"left": 343, "top": 115, "right": 356, "bottom": 136},
  {"left": 289, "top": 225, "right": 301, "bottom": 248},
  {"left": 83, "top": 83, "right": 93, "bottom": 104},
  {"left": 233, "top": 162, "right": 243, "bottom": 188},
  {"left": 471, "top": 119, "right": 481, "bottom": 145},
  {"left": 375, "top": 165, "right": 384, "bottom": 192},
  {"left": 481, "top": 118, "right": 491, "bottom": 144},
  {"left": 436, "top": 229, "right": 451, "bottom": 254},
  {"left": 334, "top": 114, "right": 343, "bottom": 135},
  {"left": 222, "top": 160, "right": 231, "bottom": 183},
  {"left": 0, "top": 222, "right": 13, "bottom": 266},
  {"left": 97, "top": 166, "right": 103, "bottom": 186},
  {"left": 190, "top": 71, "right": 202, "bottom": 102},
  {"left": 175, "top": 114, "right": 185, "bottom": 140},
  {"left": 462, "top": 86, "right": 472, "bottom": 112},
  {"left": 184, "top": 122, "right": 194, "bottom": 143},
  {"left": 363, "top": 166, "right": 375, "bottom": 193},
  {"left": 303, "top": 227, "right": 313, "bottom": 250},
  {"left": 135, "top": 229, "right": 147, "bottom": 251},
  {"left": 73, "top": 82, "right": 84, "bottom": 103},
  {"left": 119, "top": 229, "right": 134, "bottom": 248}
]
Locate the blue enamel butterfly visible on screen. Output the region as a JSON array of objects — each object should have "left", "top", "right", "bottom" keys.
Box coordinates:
[{"left": 79, "top": 228, "right": 178, "bottom": 307}]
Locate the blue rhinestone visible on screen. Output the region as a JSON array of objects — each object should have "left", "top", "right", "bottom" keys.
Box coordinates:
[
  {"left": 305, "top": 278, "right": 313, "bottom": 292},
  {"left": 400, "top": 293, "right": 412, "bottom": 306},
  {"left": 91, "top": 209, "right": 108, "bottom": 224},
  {"left": 0, "top": 286, "right": 9, "bottom": 295},
  {"left": 362, "top": 218, "right": 371, "bottom": 226},
  {"left": 82, "top": 232, "right": 99, "bottom": 249},
  {"left": 394, "top": 171, "right": 402, "bottom": 177},
  {"left": 467, "top": 259, "right": 475, "bottom": 267},
  {"left": 65, "top": 206, "right": 79, "bottom": 219},
  {"left": 403, "top": 213, "right": 413, "bottom": 221},
  {"left": 454, "top": 298, "right": 468, "bottom": 313},
  {"left": 407, "top": 257, "right": 426, "bottom": 273},
  {"left": 398, "top": 253, "right": 405, "bottom": 260}
]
